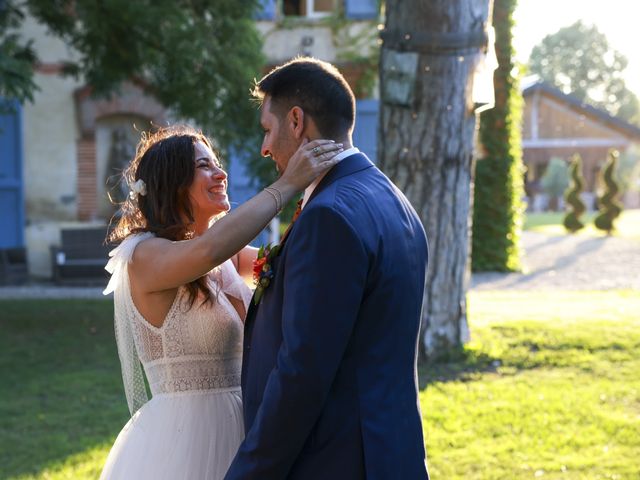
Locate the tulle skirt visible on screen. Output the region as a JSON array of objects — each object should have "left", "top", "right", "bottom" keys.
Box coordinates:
[{"left": 100, "top": 388, "right": 244, "bottom": 480}]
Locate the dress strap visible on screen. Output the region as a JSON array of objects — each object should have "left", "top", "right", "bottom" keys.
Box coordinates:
[
  {"left": 219, "top": 261, "right": 253, "bottom": 311},
  {"left": 103, "top": 232, "right": 155, "bottom": 415},
  {"left": 103, "top": 232, "right": 155, "bottom": 295}
]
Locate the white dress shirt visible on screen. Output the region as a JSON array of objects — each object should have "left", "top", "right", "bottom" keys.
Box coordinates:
[{"left": 301, "top": 147, "right": 360, "bottom": 210}]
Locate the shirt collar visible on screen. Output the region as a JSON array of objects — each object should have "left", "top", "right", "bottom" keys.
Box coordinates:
[{"left": 301, "top": 147, "right": 360, "bottom": 209}]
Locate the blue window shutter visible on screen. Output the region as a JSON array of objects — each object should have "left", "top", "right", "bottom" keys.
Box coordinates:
[
  {"left": 353, "top": 99, "right": 379, "bottom": 164},
  {"left": 345, "top": 0, "right": 378, "bottom": 19},
  {"left": 0, "top": 99, "right": 25, "bottom": 248},
  {"left": 256, "top": 0, "right": 277, "bottom": 20}
]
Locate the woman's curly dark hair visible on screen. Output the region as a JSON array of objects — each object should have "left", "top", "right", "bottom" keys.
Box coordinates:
[{"left": 108, "top": 125, "right": 221, "bottom": 308}]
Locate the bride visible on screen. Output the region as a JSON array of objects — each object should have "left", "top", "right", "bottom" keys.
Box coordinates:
[{"left": 100, "top": 125, "right": 343, "bottom": 479}]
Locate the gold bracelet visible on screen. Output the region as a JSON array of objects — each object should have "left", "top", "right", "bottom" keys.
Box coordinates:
[{"left": 264, "top": 187, "right": 282, "bottom": 213}]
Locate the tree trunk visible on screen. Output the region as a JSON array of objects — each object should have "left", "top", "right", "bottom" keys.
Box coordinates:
[{"left": 378, "top": 0, "right": 493, "bottom": 358}]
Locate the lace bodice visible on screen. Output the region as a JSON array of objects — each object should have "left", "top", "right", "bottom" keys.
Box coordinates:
[{"left": 104, "top": 233, "right": 252, "bottom": 412}]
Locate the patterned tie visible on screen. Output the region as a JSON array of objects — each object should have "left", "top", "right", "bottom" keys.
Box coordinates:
[{"left": 279, "top": 198, "right": 303, "bottom": 244}]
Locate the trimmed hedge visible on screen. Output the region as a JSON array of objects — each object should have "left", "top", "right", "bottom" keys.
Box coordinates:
[
  {"left": 472, "top": 0, "right": 525, "bottom": 272},
  {"left": 594, "top": 150, "right": 623, "bottom": 233},
  {"left": 563, "top": 154, "right": 586, "bottom": 232}
]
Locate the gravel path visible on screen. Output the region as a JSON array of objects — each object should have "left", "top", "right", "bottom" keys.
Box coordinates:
[
  {"left": 471, "top": 231, "right": 640, "bottom": 291},
  {"left": 0, "top": 284, "right": 106, "bottom": 300},
  {"left": 1, "top": 231, "right": 638, "bottom": 299}
]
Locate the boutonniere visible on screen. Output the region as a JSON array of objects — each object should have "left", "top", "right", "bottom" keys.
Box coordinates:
[{"left": 252, "top": 243, "right": 281, "bottom": 305}]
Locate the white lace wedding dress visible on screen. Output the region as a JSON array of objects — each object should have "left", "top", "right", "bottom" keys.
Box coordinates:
[{"left": 100, "top": 233, "right": 252, "bottom": 480}]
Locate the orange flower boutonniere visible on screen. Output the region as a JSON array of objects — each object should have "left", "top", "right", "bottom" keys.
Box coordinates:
[{"left": 252, "top": 243, "right": 281, "bottom": 305}]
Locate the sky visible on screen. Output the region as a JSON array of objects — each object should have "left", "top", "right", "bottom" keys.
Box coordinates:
[{"left": 512, "top": 0, "right": 640, "bottom": 96}]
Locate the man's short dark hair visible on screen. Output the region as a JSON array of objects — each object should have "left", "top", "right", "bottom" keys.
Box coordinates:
[{"left": 253, "top": 57, "right": 356, "bottom": 139}]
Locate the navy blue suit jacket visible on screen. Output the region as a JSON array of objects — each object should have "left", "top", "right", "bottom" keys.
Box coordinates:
[{"left": 225, "top": 153, "right": 429, "bottom": 479}]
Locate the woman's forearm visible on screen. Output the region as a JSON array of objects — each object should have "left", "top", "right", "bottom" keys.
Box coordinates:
[{"left": 199, "top": 178, "right": 297, "bottom": 269}]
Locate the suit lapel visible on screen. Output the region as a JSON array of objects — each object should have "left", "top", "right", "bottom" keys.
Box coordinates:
[
  {"left": 245, "top": 153, "right": 373, "bottom": 330},
  {"left": 245, "top": 295, "right": 258, "bottom": 323},
  {"left": 306, "top": 152, "right": 374, "bottom": 206}
]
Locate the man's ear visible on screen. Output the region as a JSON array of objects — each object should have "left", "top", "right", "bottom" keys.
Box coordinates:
[{"left": 288, "top": 106, "right": 305, "bottom": 140}]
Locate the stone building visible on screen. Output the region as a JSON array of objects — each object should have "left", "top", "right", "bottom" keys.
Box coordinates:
[{"left": 0, "top": 0, "right": 379, "bottom": 280}]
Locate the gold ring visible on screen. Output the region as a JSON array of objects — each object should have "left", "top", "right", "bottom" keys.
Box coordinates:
[{"left": 313, "top": 146, "right": 321, "bottom": 155}]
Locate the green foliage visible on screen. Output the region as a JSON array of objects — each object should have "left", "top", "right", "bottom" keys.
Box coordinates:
[
  {"left": 0, "top": 2, "right": 37, "bottom": 113},
  {"left": 540, "top": 157, "right": 569, "bottom": 210},
  {"left": 528, "top": 20, "right": 640, "bottom": 126},
  {"left": 616, "top": 146, "right": 640, "bottom": 195},
  {"left": 594, "top": 150, "right": 623, "bottom": 233},
  {"left": 472, "top": 0, "right": 525, "bottom": 272},
  {"left": 0, "top": 0, "right": 265, "bottom": 150},
  {"left": 563, "top": 154, "right": 586, "bottom": 232}
]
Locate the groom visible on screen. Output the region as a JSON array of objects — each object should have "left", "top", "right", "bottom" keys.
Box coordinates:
[{"left": 225, "top": 57, "right": 430, "bottom": 479}]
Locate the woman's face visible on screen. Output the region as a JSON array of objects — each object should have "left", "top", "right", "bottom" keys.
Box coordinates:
[{"left": 188, "top": 140, "right": 230, "bottom": 220}]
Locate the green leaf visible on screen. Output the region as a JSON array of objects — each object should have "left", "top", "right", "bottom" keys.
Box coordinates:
[
  {"left": 1, "top": 0, "right": 266, "bottom": 155},
  {"left": 253, "top": 287, "right": 263, "bottom": 306}
]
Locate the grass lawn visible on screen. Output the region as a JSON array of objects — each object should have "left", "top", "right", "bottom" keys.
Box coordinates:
[
  {"left": 2, "top": 292, "right": 639, "bottom": 479},
  {"left": 524, "top": 208, "right": 640, "bottom": 240},
  {"left": 422, "top": 290, "right": 640, "bottom": 479},
  {"left": 0, "top": 300, "right": 127, "bottom": 480}
]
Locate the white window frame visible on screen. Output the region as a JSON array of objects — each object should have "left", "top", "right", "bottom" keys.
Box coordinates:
[{"left": 304, "top": 0, "right": 334, "bottom": 19}]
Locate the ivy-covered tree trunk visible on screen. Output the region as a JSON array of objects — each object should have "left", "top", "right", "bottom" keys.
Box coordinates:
[
  {"left": 472, "top": 0, "right": 524, "bottom": 272},
  {"left": 378, "top": 0, "right": 492, "bottom": 358}
]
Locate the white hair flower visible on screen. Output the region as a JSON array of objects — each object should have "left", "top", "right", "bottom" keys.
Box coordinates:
[{"left": 129, "top": 178, "right": 147, "bottom": 199}]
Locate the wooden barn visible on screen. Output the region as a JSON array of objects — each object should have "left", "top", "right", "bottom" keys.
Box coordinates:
[{"left": 521, "top": 79, "right": 640, "bottom": 209}]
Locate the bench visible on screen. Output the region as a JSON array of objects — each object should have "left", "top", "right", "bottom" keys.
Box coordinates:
[
  {"left": 0, "top": 247, "right": 29, "bottom": 285},
  {"left": 50, "top": 226, "right": 113, "bottom": 285}
]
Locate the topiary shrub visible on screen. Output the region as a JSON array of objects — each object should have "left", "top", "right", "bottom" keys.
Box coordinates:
[
  {"left": 563, "top": 154, "right": 586, "bottom": 232},
  {"left": 594, "top": 150, "right": 623, "bottom": 234},
  {"left": 540, "top": 157, "right": 569, "bottom": 211}
]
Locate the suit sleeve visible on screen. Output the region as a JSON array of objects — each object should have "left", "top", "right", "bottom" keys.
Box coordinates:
[{"left": 224, "top": 205, "right": 368, "bottom": 479}]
